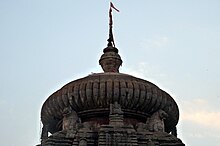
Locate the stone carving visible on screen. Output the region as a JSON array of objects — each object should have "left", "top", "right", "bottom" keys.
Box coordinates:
[
  {"left": 41, "top": 73, "right": 180, "bottom": 135},
  {"left": 79, "top": 139, "right": 87, "bottom": 146},
  {"left": 81, "top": 121, "right": 94, "bottom": 131},
  {"left": 136, "top": 122, "right": 148, "bottom": 133},
  {"left": 146, "top": 110, "right": 168, "bottom": 132},
  {"left": 109, "top": 102, "right": 124, "bottom": 127},
  {"left": 99, "top": 46, "right": 122, "bottom": 73},
  {"left": 141, "top": 132, "right": 184, "bottom": 146},
  {"left": 62, "top": 107, "right": 79, "bottom": 131},
  {"left": 147, "top": 139, "right": 156, "bottom": 146},
  {"left": 110, "top": 101, "right": 123, "bottom": 115}
]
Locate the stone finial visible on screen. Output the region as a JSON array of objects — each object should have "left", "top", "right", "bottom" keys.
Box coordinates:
[
  {"left": 99, "top": 2, "right": 122, "bottom": 73},
  {"left": 99, "top": 46, "right": 122, "bottom": 73}
]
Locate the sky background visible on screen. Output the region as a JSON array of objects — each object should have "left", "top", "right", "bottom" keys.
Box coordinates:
[{"left": 0, "top": 0, "right": 220, "bottom": 146}]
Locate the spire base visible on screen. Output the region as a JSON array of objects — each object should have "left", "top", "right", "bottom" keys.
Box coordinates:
[{"left": 99, "top": 46, "right": 122, "bottom": 73}]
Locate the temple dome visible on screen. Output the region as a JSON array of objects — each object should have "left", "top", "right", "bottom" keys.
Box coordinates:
[
  {"left": 38, "top": 4, "right": 185, "bottom": 145},
  {"left": 41, "top": 72, "right": 179, "bottom": 134}
]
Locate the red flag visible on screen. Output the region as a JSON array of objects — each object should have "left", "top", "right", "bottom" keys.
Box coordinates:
[{"left": 110, "top": 2, "right": 120, "bottom": 12}]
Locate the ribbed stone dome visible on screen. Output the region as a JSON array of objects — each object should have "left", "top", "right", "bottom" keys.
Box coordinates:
[
  {"left": 38, "top": 6, "right": 185, "bottom": 146},
  {"left": 41, "top": 72, "right": 179, "bottom": 134}
]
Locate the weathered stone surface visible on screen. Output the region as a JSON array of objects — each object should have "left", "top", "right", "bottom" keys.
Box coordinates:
[
  {"left": 41, "top": 73, "right": 179, "bottom": 134},
  {"left": 146, "top": 110, "right": 168, "bottom": 132},
  {"left": 38, "top": 103, "right": 184, "bottom": 146},
  {"left": 37, "top": 25, "right": 184, "bottom": 145},
  {"left": 62, "top": 107, "right": 79, "bottom": 132},
  {"left": 99, "top": 46, "right": 122, "bottom": 73}
]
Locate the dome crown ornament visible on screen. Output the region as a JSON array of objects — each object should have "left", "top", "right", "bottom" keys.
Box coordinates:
[{"left": 99, "top": 46, "right": 122, "bottom": 73}]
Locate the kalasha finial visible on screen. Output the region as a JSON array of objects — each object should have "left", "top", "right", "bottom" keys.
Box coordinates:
[{"left": 99, "top": 2, "right": 122, "bottom": 73}]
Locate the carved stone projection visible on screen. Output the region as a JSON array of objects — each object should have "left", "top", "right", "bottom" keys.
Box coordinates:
[
  {"left": 109, "top": 102, "right": 124, "bottom": 127},
  {"left": 146, "top": 110, "right": 168, "bottom": 132},
  {"left": 62, "top": 107, "right": 79, "bottom": 129},
  {"left": 98, "top": 102, "right": 138, "bottom": 146},
  {"left": 78, "top": 139, "right": 87, "bottom": 146}
]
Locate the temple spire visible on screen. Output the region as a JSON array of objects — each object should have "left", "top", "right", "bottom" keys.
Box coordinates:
[{"left": 99, "top": 2, "right": 122, "bottom": 73}]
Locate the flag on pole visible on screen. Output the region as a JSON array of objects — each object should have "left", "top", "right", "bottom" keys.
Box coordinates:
[
  {"left": 108, "top": 2, "right": 119, "bottom": 47},
  {"left": 109, "top": 2, "right": 119, "bottom": 26},
  {"left": 110, "top": 2, "right": 120, "bottom": 12}
]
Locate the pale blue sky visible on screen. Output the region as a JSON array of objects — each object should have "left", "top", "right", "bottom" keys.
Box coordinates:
[{"left": 0, "top": 0, "right": 220, "bottom": 146}]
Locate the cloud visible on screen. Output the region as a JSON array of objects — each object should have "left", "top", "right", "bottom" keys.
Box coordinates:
[
  {"left": 180, "top": 99, "right": 220, "bottom": 130},
  {"left": 182, "top": 110, "right": 220, "bottom": 130}
]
